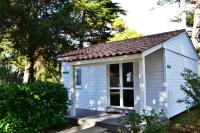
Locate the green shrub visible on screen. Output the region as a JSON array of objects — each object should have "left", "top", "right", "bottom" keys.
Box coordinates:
[
  {"left": 119, "top": 111, "right": 142, "bottom": 133},
  {"left": 0, "top": 82, "right": 70, "bottom": 133},
  {"left": 177, "top": 69, "right": 200, "bottom": 109},
  {"left": 120, "top": 110, "right": 169, "bottom": 133},
  {"left": 0, "top": 112, "right": 25, "bottom": 132},
  {"left": 142, "top": 110, "right": 168, "bottom": 133}
]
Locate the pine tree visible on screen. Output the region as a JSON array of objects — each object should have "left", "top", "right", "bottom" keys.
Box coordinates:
[
  {"left": 0, "top": 0, "right": 125, "bottom": 83},
  {"left": 0, "top": 0, "right": 76, "bottom": 82},
  {"left": 71, "top": 0, "right": 126, "bottom": 48}
]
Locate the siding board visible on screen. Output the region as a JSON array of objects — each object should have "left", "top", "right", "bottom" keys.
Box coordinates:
[
  {"left": 62, "top": 64, "right": 108, "bottom": 111},
  {"left": 164, "top": 33, "right": 198, "bottom": 118},
  {"left": 145, "top": 49, "right": 167, "bottom": 113}
]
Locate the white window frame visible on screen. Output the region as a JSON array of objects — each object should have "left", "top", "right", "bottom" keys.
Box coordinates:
[{"left": 108, "top": 62, "right": 135, "bottom": 109}]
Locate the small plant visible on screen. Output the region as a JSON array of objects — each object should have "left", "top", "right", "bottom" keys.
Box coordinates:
[
  {"left": 119, "top": 111, "right": 142, "bottom": 133},
  {"left": 142, "top": 110, "right": 168, "bottom": 133},
  {"left": 120, "top": 110, "right": 169, "bottom": 133},
  {"left": 177, "top": 69, "right": 200, "bottom": 109}
]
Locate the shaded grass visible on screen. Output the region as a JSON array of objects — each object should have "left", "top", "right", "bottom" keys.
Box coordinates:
[{"left": 169, "top": 108, "right": 200, "bottom": 133}]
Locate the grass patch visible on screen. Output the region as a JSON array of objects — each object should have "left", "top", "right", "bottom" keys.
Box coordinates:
[{"left": 169, "top": 108, "right": 200, "bottom": 133}]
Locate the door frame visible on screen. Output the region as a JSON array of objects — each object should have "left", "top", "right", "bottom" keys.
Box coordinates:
[{"left": 107, "top": 62, "right": 135, "bottom": 109}]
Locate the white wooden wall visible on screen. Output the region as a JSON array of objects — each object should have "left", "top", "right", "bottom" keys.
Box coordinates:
[
  {"left": 164, "top": 33, "right": 198, "bottom": 118},
  {"left": 61, "top": 32, "right": 198, "bottom": 117},
  {"left": 133, "top": 61, "right": 140, "bottom": 113},
  {"left": 145, "top": 49, "right": 167, "bottom": 114},
  {"left": 62, "top": 63, "right": 108, "bottom": 111}
]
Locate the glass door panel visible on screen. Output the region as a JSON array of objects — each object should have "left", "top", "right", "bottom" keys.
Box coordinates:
[
  {"left": 122, "top": 62, "right": 134, "bottom": 107},
  {"left": 110, "top": 89, "right": 120, "bottom": 106},
  {"left": 110, "top": 64, "right": 120, "bottom": 87},
  {"left": 123, "top": 90, "right": 134, "bottom": 107},
  {"left": 110, "top": 64, "right": 120, "bottom": 106},
  {"left": 123, "top": 63, "right": 133, "bottom": 87},
  {"left": 109, "top": 63, "right": 134, "bottom": 108}
]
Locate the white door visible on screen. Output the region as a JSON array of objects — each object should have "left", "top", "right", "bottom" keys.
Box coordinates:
[{"left": 109, "top": 62, "right": 134, "bottom": 108}]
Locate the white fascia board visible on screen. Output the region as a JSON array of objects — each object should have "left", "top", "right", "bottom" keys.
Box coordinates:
[
  {"left": 142, "top": 43, "right": 163, "bottom": 57},
  {"left": 142, "top": 32, "right": 189, "bottom": 57},
  {"left": 183, "top": 32, "right": 199, "bottom": 60},
  {"left": 64, "top": 54, "right": 142, "bottom": 66},
  {"left": 57, "top": 57, "right": 67, "bottom": 61},
  {"left": 163, "top": 32, "right": 199, "bottom": 61}
]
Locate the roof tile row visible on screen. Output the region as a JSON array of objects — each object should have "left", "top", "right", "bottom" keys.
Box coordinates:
[{"left": 59, "top": 29, "right": 185, "bottom": 62}]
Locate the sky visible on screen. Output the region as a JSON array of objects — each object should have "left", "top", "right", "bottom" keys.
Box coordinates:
[{"left": 112, "top": 0, "right": 183, "bottom": 35}]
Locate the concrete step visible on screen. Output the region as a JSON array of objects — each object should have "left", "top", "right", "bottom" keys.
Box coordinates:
[
  {"left": 68, "top": 113, "right": 125, "bottom": 132},
  {"left": 58, "top": 126, "right": 107, "bottom": 133},
  {"left": 106, "top": 107, "right": 135, "bottom": 114}
]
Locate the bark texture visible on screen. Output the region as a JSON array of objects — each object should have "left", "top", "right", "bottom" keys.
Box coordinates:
[
  {"left": 180, "top": 0, "right": 187, "bottom": 29},
  {"left": 23, "top": 58, "right": 35, "bottom": 83}
]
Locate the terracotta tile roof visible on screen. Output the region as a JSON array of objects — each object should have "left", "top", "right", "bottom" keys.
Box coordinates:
[{"left": 59, "top": 29, "right": 185, "bottom": 62}]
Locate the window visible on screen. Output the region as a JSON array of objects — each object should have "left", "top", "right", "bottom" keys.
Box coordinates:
[
  {"left": 109, "top": 62, "right": 134, "bottom": 108},
  {"left": 110, "top": 64, "right": 120, "bottom": 87},
  {"left": 76, "top": 68, "right": 81, "bottom": 86},
  {"left": 110, "top": 89, "right": 120, "bottom": 106},
  {"left": 123, "top": 90, "right": 134, "bottom": 107},
  {"left": 123, "top": 63, "right": 133, "bottom": 87}
]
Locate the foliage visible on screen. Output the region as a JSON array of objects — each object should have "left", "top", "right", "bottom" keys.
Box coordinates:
[
  {"left": 120, "top": 111, "right": 142, "bottom": 133},
  {"left": 73, "top": 0, "right": 126, "bottom": 48},
  {"left": 142, "top": 110, "right": 169, "bottom": 133},
  {"left": 0, "top": 82, "right": 70, "bottom": 133},
  {"left": 0, "top": 65, "right": 23, "bottom": 83},
  {"left": 0, "top": 113, "right": 24, "bottom": 133},
  {"left": 177, "top": 69, "right": 200, "bottom": 109},
  {"left": 157, "top": 0, "right": 194, "bottom": 6},
  {"left": 34, "top": 56, "right": 61, "bottom": 83},
  {"left": 187, "top": 11, "right": 194, "bottom": 27},
  {"left": 0, "top": 36, "right": 27, "bottom": 74},
  {"left": 109, "top": 18, "right": 143, "bottom": 42},
  {"left": 157, "top": 0, "right": 176, "bottom": 6},
  {"left": 170, "top": 11, "right": 194, "bottom": 28},
  {"left": 0, "top": 0, "right": 76, "bottom": 82},
  {"left": 120, "top": 110, "right": 169, "bottom": 133},
  {"left": 0, "top": 39, "right": 25, "bottom": 83},
  {"left": 0, "top": 0, "right": 125, "bottom": 82},
  {"left": 196, "top": 45, "right": 200, "bottom": 57}
]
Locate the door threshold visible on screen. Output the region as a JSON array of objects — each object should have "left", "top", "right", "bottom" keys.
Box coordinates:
[{"left": 106, "top": 107, "right": 135, "bottom": 114}]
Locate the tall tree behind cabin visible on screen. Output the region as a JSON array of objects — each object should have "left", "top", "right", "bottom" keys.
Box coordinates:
[{"left": 0, "top": 0, "right": 125, "bottom": 83}]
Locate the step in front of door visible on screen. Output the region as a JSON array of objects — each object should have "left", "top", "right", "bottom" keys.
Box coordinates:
[{"left": 106, "top": 107, "right": 135, "bottom": 114}]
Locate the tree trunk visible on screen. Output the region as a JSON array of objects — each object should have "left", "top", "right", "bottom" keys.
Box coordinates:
[
  {"left": 180, "top": 0, "right": 187, "bottom": 29},
  {"left": 78, "top": 11, "right": 86, "bottom": 49},
  {"left": 192, "top": 1, "right": 200, "bottom": 47},
  {"left": 79, "top": 37, "right": 84, "bottom": 49},
  {"left": 22, "top": 1, "right": 36, "bottom": 83},
  {"left": 23, "top": 57, "right": 35, "bottom": 83}
]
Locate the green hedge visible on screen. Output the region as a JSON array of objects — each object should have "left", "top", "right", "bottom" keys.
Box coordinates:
[{"left": 0, "top": 82, "right": 70, "bottom": 133}]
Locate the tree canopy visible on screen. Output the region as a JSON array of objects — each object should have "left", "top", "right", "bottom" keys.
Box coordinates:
[
  {"left": 70, "top": 0, "right": 126, "bottom": 48},
  {"left": 0, "top": 0, "right": 125, "bottom": 83},
  {"left": 109, "top": 18, "right": 143, "bottom": 42},
  {"left": 0, "top": 0, "right": 76, "bottom": 82}
]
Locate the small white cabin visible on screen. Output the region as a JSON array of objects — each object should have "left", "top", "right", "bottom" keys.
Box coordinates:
[{"left": 59, "top": 29, "right": 198, "bottom": 118}]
